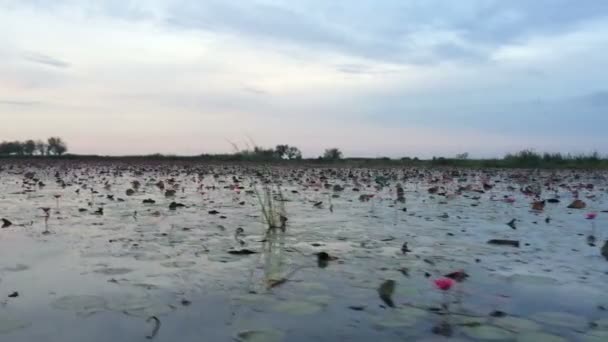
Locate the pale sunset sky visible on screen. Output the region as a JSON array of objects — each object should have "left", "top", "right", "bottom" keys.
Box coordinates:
[{"left": 1, "top": 0, "right": 607, "bottom": 157}]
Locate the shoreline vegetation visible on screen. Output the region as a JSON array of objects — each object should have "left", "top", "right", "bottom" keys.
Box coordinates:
[
  {"left": 1, "top": 137, "right": 607, "bottom": 169},
  {"left": 1, "top": 150, "right": 607, "bottom": 170}
]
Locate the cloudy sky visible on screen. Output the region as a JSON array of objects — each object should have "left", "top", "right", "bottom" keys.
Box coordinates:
[{"left": 1, "top": 0, "right": 607, "bottom": 157}]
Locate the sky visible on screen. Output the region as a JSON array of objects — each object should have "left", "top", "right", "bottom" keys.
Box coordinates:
[{"left": 1, "top": 0, "right": 607, "bottom": 158}]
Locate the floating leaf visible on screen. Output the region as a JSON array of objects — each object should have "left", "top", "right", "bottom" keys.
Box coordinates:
[
  {"left": 272, "top": 301, "right": 322, "bottom": 315},
  {"left": 454, "top": 316, "right": 487, "bottom": 326},
  {"left": 494, "top": 316, "right": 541, "bottom": 332},
  {"left": 160, "top": 261, "right": 196, "bottom": 268},
  {"left": 94, "top": 267, "right": 133, "bottom": 275},
  {"left": 0, "top": 313, "right": 31, "bottom": 334},
  {"left": 462, "top": 325, "right": 514, "bottom": 340},
  {"left": 2, "top": 264, "right": 29, "bottom": 272},
  {"left": 236, "top": 329, "right": 284, "bottom": 342},
  {"left": 291, "top": 282, "right": 329, "bottom": 292},
  {"left": 373, "top": 312, "right": 419, "bottom": 328},
  {"left": 396, "top": 306, "right": 429, "bottom": 319},
  {"left": 51, "top": 295, "right": 106, "bottom": 317},
  {"left": 594, "top": 317, "right": 608, "bottom": 329},
  {"left": 134, "top": 253, "right": 169, "bottom": 261},
  {"left": 124, "top": 303, "right": 174, "bottom": 318},
  {"left": 105, "top": 294, "right": 150, "bottom": 312},
  {"left": 394, "top": 285, "right": 420, "bottom": 297},
  {"left": 582, "top": 329, "right": 608, "bottom": 342},
  {"left": 508, "top": 274, "right": 557, "bottom": 286},
  {"left": 531, "top": 312, "right": 587, "bottom": 329},
  {"left": 232, "top": 294, "right": 275, "bottom": 305},
  {"left": 517, "top": 332, "right": 568, "bottom": 342},
  {"left": 306, "top": 295, "right": 333, "bottom": 306}
]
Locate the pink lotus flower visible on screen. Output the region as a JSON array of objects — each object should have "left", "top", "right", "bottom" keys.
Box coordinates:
[
  {"left": 434, "top": 277, "right": 455, "bottom": 291},
  {"left": 586, "top": 212, "right": 598, "bottom": 220}
]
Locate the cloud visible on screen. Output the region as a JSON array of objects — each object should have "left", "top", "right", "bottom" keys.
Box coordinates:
[
  {"left": 22, "top": 52, "right": 70, "bottom": 68},
  {"left": 161, "top": 0, "right": 608, "bottom": 65},
  {"left": 582, "top": 91, "right": 608, "bottom": 107},
  {"left": 0, "top": 99, "right": 41, "bottom": 106},
  {"left": 1, "top": 1, "right": 608, "bottom": 156},
  {"left": 241, "top": 86, "right": 268, "bottom": 95}
]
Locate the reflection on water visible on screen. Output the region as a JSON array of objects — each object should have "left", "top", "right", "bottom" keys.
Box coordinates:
[{"left": 263, "top": 229, "right": 287, "bottom": 290}]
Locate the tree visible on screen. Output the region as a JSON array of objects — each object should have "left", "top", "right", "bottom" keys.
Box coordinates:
[
  {"left": 251, "top": 146, "right": 275, "bottom": 160},
  {"left": 23, "top": 140, "right": 36, "bottom": 155},
  {"left": 47, "top": 137, "right": 68, "bottom": 155},
  {"left": 456, "top": 152, "right": 469, "bottom": 160},
  {"left": 274, "top": 144, "right": 290, "bottom": 159},
  {"left": 322, "top": 148, "right": 342, "bottom": 161},
  {"left": 35, "top": 140, "right": 47, "bottom": 155},
  {"left": 286, "top": 146, "right": 302, "bottom": 160},
  {"left": 0, "top": 141, "right": 24, "bottom": 155}
]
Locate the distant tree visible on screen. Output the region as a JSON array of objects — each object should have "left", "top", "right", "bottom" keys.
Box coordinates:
[
  {"left": 23, "top": 140, "right": 36, "bottom": 155},
  {"left": 35, "top": 140, "right": 47, "bottom": 155},
  {"left": 47, "top": 137, "right": 68, "bottom": 155},
  {"left": 272, "top": 144, "right": 302, "bottom": 160},
  {"left": 0, "top": 141, "right": 24, "bottom": 155},
  {"left": 0, "top": 141, "right": 8, "bottom": 155},
  {"left": 456, "top": 152, "right": 469, "bottom": 160},
  {"left": 251, "top": 146, "right": 275, "bottom": 160},
  {"left": 274, "top": 144, "right": 290, "bottom": 159},
  {"left": 286, "top": 146, "right": 302, "bottom": 160},
  {"left": 322, "top": 148, "right": 343, "bottom": 161}
]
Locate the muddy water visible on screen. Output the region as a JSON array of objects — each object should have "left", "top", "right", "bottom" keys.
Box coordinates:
[{"left": 0, "top": 163, "right": 607, "bottom": 341}]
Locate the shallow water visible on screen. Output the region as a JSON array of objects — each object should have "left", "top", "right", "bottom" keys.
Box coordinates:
[{"left": 0, "top": 162, "right": 607, "bottom": 341}]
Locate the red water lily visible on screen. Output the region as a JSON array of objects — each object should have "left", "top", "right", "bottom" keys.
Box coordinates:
[
  {"left": 434, "top": 277, "right": 455, "bottom": 291},
  {"left": 586, "top": 212, "right": 598, "bottom": 220}
]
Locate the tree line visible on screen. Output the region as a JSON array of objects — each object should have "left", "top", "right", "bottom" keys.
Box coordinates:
[
  {"left": 202, "top": 144, "right": 344, "bottom": 161},
  {"left": 0, "top": 137, "right": 68, "bottom": 156}
]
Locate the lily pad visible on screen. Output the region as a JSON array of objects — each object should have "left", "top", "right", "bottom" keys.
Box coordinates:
[
  {"left": 416, "top": 338, "right": 469, "bottom": 342},
  {"left": 124, "top": 303, "right": 175, "bottom": 318},
  {"left": 454, "top": 315, "right": 487, "bottom": 326},
  {"left": 494, "top": 316, "right": 541, "bottom": 332},
  {"left": 105, "top": 294, "right": 150, "bottom": 312},
  {"left": 517, "top": 332, "right": 568, "bottom": 342},
  {"left": 2, "top": 264, "right": 29, "bottom": 272},
  {"left": 0, "top": 313, "right": 31, "bottom": 334},
  {"left": 51, "top": 295, "right": 106, "bottom": 317},
  {"left": 394, "top": 285, "right": 420, "bottom": 297},
  {"left": 462, "top": 325, "right": 514, "bottom": 340},
  {"left": 291, "top": 282, "right": 329, "bottom": 292},
  {"left": 594, "top": 317, "right": 608, "bottom": 329},
  {"left": 133, "top": 253, "right": 170, "bottom": 261},
  {"left": 232, "top": 294, "right": 275, "bottom": 305},
  {"left": 373, "top": 312, "right": 419, "bottom": 328},
  {"left": 582, "top": 329, "right": 608, "bottom": 342},
  {"left": 531, "top": 312, "right": 587, "bottom": 329},
  {"left": 236, "top": 329, "right": 284, "bottom": 342},
  {"left": 272, "top": 301, "right": 323, "bottom": 315},
  {"left": 94, "top": 267, "right": 133, "bottom": 275},
  {"left": 396, "top": 306, "right": 429, "bottom": 319},
  {"left": 306, "top": 295, "right": 333, "bottom": 306},
  {"left": 508, "top": 274, "right": 557, "bottom": 286},
  {"left": 160, "top": 260, "right": 196, "bottom": 268}
]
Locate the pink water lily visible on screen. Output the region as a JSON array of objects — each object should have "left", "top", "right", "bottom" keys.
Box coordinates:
[
  {"left": 586, "top": 212, "right": 598, "bottom": 220},
  {"left": 434, "top": 277, "right": 455, "bottom": 291}
]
